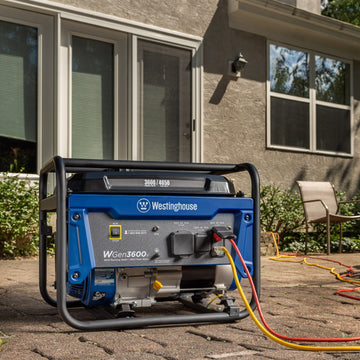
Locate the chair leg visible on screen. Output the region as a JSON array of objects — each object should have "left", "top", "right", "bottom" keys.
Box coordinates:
[
  {"left": 339, "top": 223, "right": 342, "bottom": 253},
  {"left": 326, "top": 215, "right": 330, "bottom": 256},
  {"left": 305, "top": 223, "right": 308, "bottom": 255}
]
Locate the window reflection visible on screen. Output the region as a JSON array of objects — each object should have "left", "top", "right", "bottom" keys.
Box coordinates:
[
  {"left": 270, "top": 45, "right": 309, "bottom": 98},
  {"left": 315, "top": 56, "right": 350, "bottom": 105}
]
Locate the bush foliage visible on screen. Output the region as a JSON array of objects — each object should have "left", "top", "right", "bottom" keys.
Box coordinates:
[
  {"left": 0, "top": 173, "right": 39, "bottom": 258},
  {"left": 260, "top": 185, "right": 304, "bottom": 238}
]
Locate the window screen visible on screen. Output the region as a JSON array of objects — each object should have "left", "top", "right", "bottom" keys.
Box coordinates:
[
  {"left": 270, "top": 97, "right": 309, "bottom": 149},
  {"left": 316, "top": 105, "right": 350, "bottom": 153}
]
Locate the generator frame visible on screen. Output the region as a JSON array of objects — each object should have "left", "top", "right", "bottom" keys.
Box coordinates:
[{"left": 39, "top": 156, "right": 260, "bottom": 330}]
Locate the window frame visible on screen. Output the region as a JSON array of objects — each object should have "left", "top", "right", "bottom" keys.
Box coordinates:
[
  {"left": 267, "top": 40, "right": 354, "bottom": 157},
  {"left": 0, "top": 5, "right": 54, "bottom": 174}
]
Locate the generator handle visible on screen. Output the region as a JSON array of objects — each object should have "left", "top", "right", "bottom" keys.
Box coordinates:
[
  {"left": 39, "top": 156, "right": 260, "bottom": 329},
  {"left": 41, "top": 156, "right": 251, "bottom": 173}
]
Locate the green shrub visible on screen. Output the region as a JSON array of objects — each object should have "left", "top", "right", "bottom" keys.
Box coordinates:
[
  {"left": 345, "top": 190, "right": 360, "bottom": 234},
  {"left": 260, "top": 184, "right": 304, "bottom": 238},
  {"left": 0, "top": 173, "right": 39, "bottom": 258},
  {"left": 279, "top": 233, "right": 360, "bottom": 253}
]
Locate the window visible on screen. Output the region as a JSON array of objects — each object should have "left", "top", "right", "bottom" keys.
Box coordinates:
[
  {"left": 71, "top": 36, "right": 114, "bottom": 159},
  {"left": 268, "top": 43, "right": 352, "bottom": 156},
  {"left": 0, "top": 7, "right": 53, "bottom": 174},
  {"left": 137, "top": 40, "right": 192, "bottom": 162},
  {"left": 62, "top": 21, "right": 199, "bottom": 163},
  {"left": 0, "top": 20, "right": 37, "bottom": 173}
]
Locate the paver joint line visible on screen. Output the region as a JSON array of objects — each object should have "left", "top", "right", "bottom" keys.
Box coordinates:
[
  {"left": 186, "top": 330, "right": 233, "bottom": 343},
  {"left": 78, "top": 336, "right": 115, "bottom": 355},
  {"left": 32, "top": 348, "right": 56, "bottom": 360}
]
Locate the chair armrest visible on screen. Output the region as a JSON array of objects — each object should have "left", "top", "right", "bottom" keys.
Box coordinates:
[
  {"left": 303, "top": 199, "right": 329, "bottom": 211},
  {"left": 302, "top": 199, "right": 329, "bottom": 221}
]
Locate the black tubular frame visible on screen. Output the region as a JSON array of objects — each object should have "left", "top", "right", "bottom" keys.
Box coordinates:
[{"left": 39, "top": 156, "right": 260, "bottom": 330}]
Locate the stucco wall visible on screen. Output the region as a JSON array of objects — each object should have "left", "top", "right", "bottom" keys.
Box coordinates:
[
  {"left": 51, "top": 0, "right": 217, "bottom": 35},
  {"left": 51, "top": 0, "right": 360, "bottom": 196}
]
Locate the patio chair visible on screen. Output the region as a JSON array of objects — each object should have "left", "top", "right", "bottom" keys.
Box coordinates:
[{"left": 296, "top": 181, "right": 360, "bottom": 255}]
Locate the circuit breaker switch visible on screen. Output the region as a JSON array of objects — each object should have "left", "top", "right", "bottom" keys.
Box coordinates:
[{"left": 109, "top": 225, "right": 121, "bottom": 239}]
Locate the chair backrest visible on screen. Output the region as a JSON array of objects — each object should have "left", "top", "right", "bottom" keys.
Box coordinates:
[{"left": 296, "top": 181, "right": 338, "bottom": 222}]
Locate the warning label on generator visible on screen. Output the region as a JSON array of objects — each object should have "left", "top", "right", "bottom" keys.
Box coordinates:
[{"left": 92, "top": 291, "right": 106, "bottom": 301}]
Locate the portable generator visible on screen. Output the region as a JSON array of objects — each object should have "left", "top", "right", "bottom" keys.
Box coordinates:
[{"left": 39, "top": 156, "right": 260, "bottom": 330}]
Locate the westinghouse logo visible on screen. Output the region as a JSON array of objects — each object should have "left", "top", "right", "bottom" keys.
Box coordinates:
[
  {"left": 137, "top": 198, "right": 151, "bottom": 213},
  {"left": 136, "top": 198, "right": 198, "bottom": 213}
]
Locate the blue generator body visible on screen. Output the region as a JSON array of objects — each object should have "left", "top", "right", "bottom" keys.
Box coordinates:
[{"left": 39, "top": 157, "right": 260, "bottom": 330}]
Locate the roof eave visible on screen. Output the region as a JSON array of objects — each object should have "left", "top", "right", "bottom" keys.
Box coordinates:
[{"left": 229, "top": 0, "right": 360, "bottom": 59}]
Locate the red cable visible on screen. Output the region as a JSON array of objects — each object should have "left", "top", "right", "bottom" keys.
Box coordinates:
[
  {"left": 275, "top": 232, "right": 280, "bottom": 245},
  {"left": 336, "top": 287, "right": 360, "bottom": 301},
  {"left": 306, "top": 256, "right": 352, "bottom": 269},
  {"left": 229, "top": 238, "right": 360, "bottom": 343}
]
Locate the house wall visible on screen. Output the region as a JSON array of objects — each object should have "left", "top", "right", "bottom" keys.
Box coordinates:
[
  {"left": 40, "top": 0, "right": 360, "bottom": 196},
  {"left": 49, "top": 0, "right": 217, "bottom": 35}
]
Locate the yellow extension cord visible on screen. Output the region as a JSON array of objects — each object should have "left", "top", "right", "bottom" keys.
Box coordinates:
[
  {"left": 269, "top": 232, "right": 360, "bottom": 285},
  {"left": 220, "top": 246, "right": 360, "bottom": 351}
]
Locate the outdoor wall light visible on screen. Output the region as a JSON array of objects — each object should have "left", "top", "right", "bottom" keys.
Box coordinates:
[{"left": 229, "top": 53, "right": 248, "bottom": 78}]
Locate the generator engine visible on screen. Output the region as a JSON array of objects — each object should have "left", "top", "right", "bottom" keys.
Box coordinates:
[{"left": 39, "top": 157, "right": 259, "bottom": 330}]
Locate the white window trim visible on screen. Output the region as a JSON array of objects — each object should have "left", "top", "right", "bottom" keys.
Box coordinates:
[
  {"left": 267, "top": 40, "right": 354, "bottom": 157},
  {"left": 2, "top": 0, "right": 204, "bottom": 163},
  {"left": 0, "top": 4, "right": 54, "bottom": 174}
]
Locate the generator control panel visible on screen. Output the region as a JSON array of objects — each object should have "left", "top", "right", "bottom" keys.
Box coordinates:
[{"left": 67, "top": 190, "right": 254, "bottom": 287}]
